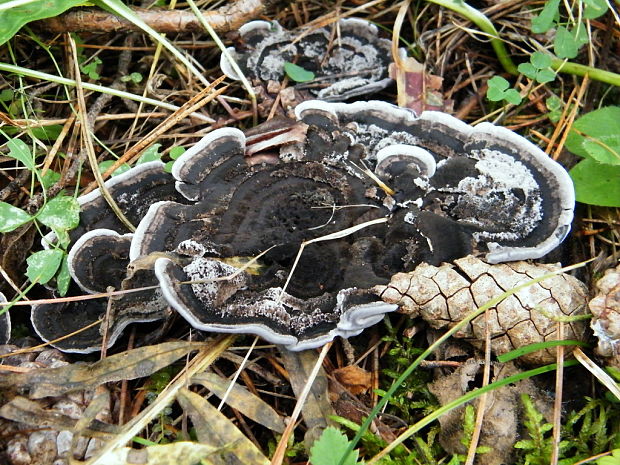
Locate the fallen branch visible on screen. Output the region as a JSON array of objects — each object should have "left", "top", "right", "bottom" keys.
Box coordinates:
[{"left": 34, "top": 0, "right": 264, "bottom": 34}]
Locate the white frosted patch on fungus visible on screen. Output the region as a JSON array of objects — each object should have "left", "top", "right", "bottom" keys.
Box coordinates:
[{"left": 183, "top": 259, "right": 247, "bottom": 309}]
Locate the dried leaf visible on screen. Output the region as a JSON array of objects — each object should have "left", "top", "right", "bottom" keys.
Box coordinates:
[
  {"left": 389, "top": 57, "right": 449, "bottom": 114},
  {"left": 0, "top": 341, "right": 205, "bottom": 398},
  {"left": 279, "top": 350, "right": 335, "bottom": 447},
  {"left": 95, "top": 441, "right": 222, "bottom": 465},
  {"left": 0, "top": 396, "right": 117, "bottom": 436},
  {"left": 332, "top": 365, "right": 372, "bottom": 395},
  {"left": 177, "top": 387, "right": 270, "bottom": 465},
  {"left": 191, "top": 372, "right": 285, "bottom": 433}
]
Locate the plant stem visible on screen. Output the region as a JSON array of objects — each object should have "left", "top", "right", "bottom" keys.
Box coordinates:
[
  {"left": 423, "top": 0, "right": 518, "bottom": 75},
  {"left": 423, "top": 0, "right": 620, "bottom": 87},
  {"left": 0, "top": 62, "right": 214, "bottom": 123},
  {"left": 551, "top": 58, "right": 620, "bottom": 87}
]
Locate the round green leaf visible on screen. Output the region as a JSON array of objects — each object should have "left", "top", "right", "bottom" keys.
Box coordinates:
[
  {"left": 570, "top": 158, "right": 620, "bottom": 207},
  {"left": 26, "top": 249, "right": 64, "bottom": 284},
  {"left": 518, "top": 62, "right": 537, "bottom": 79},
  {"left": 37, "top": 196, "right": 80, "bottom": 231},
  {"left": 283, "top": 62, "right": 315, "bottom": 83},
  {"left": 137, "top": 143, "right": 163, "bottom": 164},
  {"left": 98, "top": 160, "right": 131, "bottom": 176},
  {"left": 488, "top": 75, "right": 509, "bottom": 91},
  {"left": 169, "top": 146, "right": 186, "bottom": 160},
  {"left": 530, "top": 51, "right": 552, "bottom": 69},
  {"left": 0, "top": 202, "right": 33, "bottom": 233},
  {"left": 504, "top": 89, "right": 523, "bottom": 105},
  {"left": 535, "top": 69, "right": 556, "bottom": 84},
  {"left": 565, "top": 107, "right": 620, "bottom": 159}
]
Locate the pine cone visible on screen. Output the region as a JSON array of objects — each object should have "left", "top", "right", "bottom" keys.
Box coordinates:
[
  {"left": 589, "top": 264, "right": 620, "bottom": 364},
  {"left": 374, "top": 256, "right": 589, "bottom": 365}
]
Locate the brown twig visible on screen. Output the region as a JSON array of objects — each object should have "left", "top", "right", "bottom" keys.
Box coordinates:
[{"left": 34, "top": 0, "right": 265, "bottom": 34}]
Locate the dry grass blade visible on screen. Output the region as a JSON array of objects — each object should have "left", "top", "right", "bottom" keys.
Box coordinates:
[
  {"left": 550, "top": 322, "right": 565, "bottom": 465},
  {"left": 90, "top": 76, "right": 227, "bottom": 190},
  {"left": 573, "top": 347, "right": 620, "bottom": 401},
  {"left": 0, "top": 341, "right": 205, "bottom": 399},
  {"left": 191, "top": 371, "right": 286, "bottom": 433},
  {"left": 86, "top": 335, "right": 235, "bottom": 465},
  {"left": 177, "top": 387, "right": 271, "bottom": 465},
  {"left": 68, "top": 34, "right": 136, "bottom": 232},
  {"left": 271, "top": 344, "right": 332, "bottom": 465},
  {"left": 464, "top": 311, "right": 491, "bottom": 465}
]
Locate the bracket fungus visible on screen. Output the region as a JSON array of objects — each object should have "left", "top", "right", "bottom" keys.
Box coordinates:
[
  {"left": 31, "top": 100, "right": 575, "bottom": 353},
  {"left": 220, "top": 18, "right": 394, "bottom": 101},
  {"left": 31, "top": 162, "right": 182, "bottom": 353}
]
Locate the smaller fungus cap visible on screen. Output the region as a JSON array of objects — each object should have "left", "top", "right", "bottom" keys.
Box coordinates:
[
  {"left": 220, "top": 18, "right": 396, "bottom": 101},
  {"left": 68, "top": 229, "right": 132, "bottom": 294}
]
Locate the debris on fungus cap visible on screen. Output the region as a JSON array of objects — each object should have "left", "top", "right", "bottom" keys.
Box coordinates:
[
  {"left": 32, "top": 162, "right": 181, "bottom": 353},
  {"left": 0, "top": 292, "right": 10, "bottom": 344},
  {"left": 220, "top": 18, "right": 395, "bottom": 101},
  {"left": 294, "top": 100, "right": 575, "bottom": 265}
]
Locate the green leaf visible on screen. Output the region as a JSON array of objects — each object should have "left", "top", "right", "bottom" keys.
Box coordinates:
[
  {"left": 565, "top": 106, "right": 620, "bottom": 160},
  {"left": 164, "top": 160, "right": 174, "bottom": 173},
  {"left": 554, "top": 26, "right": 579, "bottom": 59},
  {"left": 56, "top": 254, "right": 71, "bottom": 297},
  {"left": 79, "top": 56, "right": 102, "bottom": 80},
  {"left": 530, "top": 51, "right": 552, "bottom": 69},
  {"left": 582, "top": 137, "right": 620, "bottom": 166},
  {"left": 98, "top": 160, "right": 131, "bottom": 176},
  {"left": 554, "top": 24, "right": 589, "bottom": 59},
  {"left": 6, "top": 137, "right": 35, "bottom": 172},
  {"left": 121, "top": 72, "right": 143, "bottom": 83},
  {"left": 503, "top": 89, "right": 522, "bottom": 105},
  {"left": 546, "top": 96, "right": 562, "bottom": 112},
  {"left": 309, "top": 427, "right": 359, "bottom": 465},
  {"left": 0, "top": 201, "right": 33, "bottom": 232},
  {"left": 29, "top": 124, "right": 63, "bottom": 142},
  {"left": 137, "top": 143, "right": 162, "bottom": 164},
  {"left": 518, "top": 62, "right": 537, "bottom": 79},
  {"left": 283, "top": 62, "right": 315, "bottom": 83},
  {"left": 486, "top": 76, "right": 509, "bottom": 101},
  {"left": 40, "top": 170, "right": 61, "bottom": 190},
  {"left": 531, "top": 0, "right": 560, "bottom": 33},
  {"left": 583, "top": 0, "right": 609, "bottom": 19},
  {"left": 0, "top": 0, "right": 85, "bottom": 45},
  {"left": 570, "top": 158, "right": 620, "bottom": 207},
  {"left": 169, "top": 146, "right": 185, "bottom": 160},
  {"left": 26, "top": 249, "right": 63, "bottom": 284},
  {"left": 536, "top": 69, "right": 556, "bottom": 83},
  {"left": 37, "top": 196, "right": 80, "bottom": 231},
  {"left": 0, "top": 88, "right": 13, "bottom": 102}
]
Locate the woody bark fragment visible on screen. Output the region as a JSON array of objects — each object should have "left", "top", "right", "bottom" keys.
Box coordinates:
[{"left": 34, "top": 0, "right": 264, "bottom": 34}]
